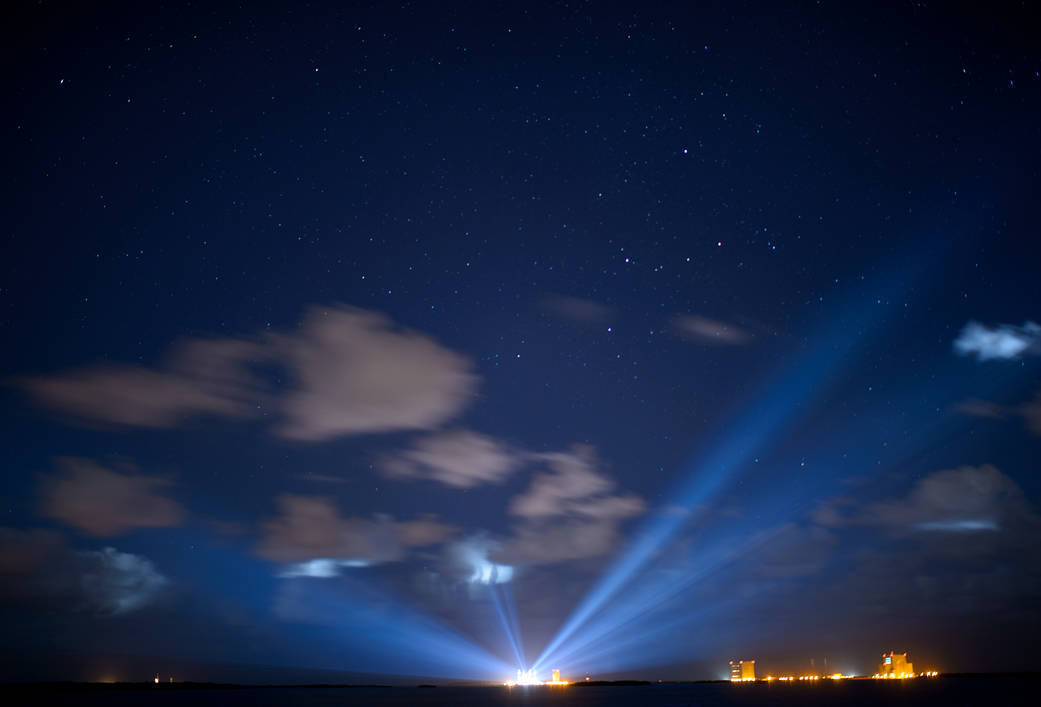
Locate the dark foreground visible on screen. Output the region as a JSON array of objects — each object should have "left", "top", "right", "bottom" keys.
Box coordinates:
[{"left": 1, "top": 675, "right": 1035, "bottom": 706}]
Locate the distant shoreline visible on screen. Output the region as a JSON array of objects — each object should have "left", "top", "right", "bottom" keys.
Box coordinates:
[{"left": 0, "top": 673, "right": 1038, "bottom": 691}]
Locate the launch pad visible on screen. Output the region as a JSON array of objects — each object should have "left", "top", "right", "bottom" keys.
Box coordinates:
[{"left": 505, "top": 668, "right": 568, "bottom": 686}]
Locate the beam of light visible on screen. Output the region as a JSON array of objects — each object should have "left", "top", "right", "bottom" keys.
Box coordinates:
[
  {"left": 500, "top": 582, "right": 527, "bottom": 666},
  {"left": 277, "top": 577, "right": 513, "bottom": 679},
  {"left": 488, "top": 583, "right": 525, "bottom": 669},
  {"left": 535, "top": 254, "right": 939, "bottom": 669},
  {"left": 539, "top": 321, "right": 1009, "bottom": 672},
  {"left": 534, "top": 342, "right": 855, "bottom": 667},
  {"left": 535, "top": 521, "right": 786, "bottom": 671},
  {"left": 552, "top": 598, "right": 740, "bottom": 676},
  {"left": 544, "top": 348, "right": 1006, "bottom": 673}
]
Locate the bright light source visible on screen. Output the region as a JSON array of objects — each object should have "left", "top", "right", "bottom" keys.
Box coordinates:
[{"left": 505, "top": 668, "right": 569, "bottom": 687}]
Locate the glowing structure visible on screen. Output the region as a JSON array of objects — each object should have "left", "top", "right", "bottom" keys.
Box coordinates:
[
  {"left": 877, "top": 651, "right": 914, "bottom": 678},
  {"left": 504, "top": 668, "right": 568, "bottom": 687},
  {"left": 730, "top": 659, "right": 755, "bottom": 682},
  {"left": 506, "top": 668, "right": 540, "bottom": 686},
  {"left": 546, "top": 668, "right": 568, "bottom": 685}
]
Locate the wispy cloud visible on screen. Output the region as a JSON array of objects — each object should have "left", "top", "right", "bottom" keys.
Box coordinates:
[
  {"left": 542, "top": 294, "right": 614, "bottom": 324},
  {"left": 502, "top": 445, "right": 645, "bottom": 564},
  {"left": 953, "top": 320, "right": 1041, "bottom": 361},
  {"left": 41, "top": 458, "right": 184, "bottom": 537},
  {"left": 16, "top": 339, "right": 264, "bottom": 429},
  {"left": 17, "top": 304, "right": 478, "bottom": 441},
  {"left": 817, "top": 464, "right": 1033, "bottom": 534},
  {"left": 257, "top": 494, "right": 454, "bottom": 575},
  {"left": 380, "top": 429, "right": 520, "bottom": 488},
  {"left": 953, "top": 386, "right": 1041, "bottom": 436},
  {"left": 672, "top": 314, "right": 752, "bottom": 345},
  {"left": 952, "top": 398, "right": 1008, "bottom": 419}
]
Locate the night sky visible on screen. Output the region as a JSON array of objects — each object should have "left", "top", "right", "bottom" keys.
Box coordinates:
[{"left": 3, "top": 0, "right": 1040, "bottom": 683}]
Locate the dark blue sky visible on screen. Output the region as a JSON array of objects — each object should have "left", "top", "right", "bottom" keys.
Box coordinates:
[{"left": 2, "top": 0, "right": 1039, "bottom": 682}]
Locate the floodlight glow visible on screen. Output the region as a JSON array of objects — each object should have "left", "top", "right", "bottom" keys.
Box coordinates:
[
  {"left": 488, "top": 584, "right": 525, "bottom": 669},
  {"left": 280, "top": 577, "right": 512, "bottom": 678}
]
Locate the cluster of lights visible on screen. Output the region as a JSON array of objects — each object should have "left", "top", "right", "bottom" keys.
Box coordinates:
[
  {"left": 504, "top": 668, "right": 569, "bottom": 687},
  {"left": 763, "top": 674, "right": 852, "bottom": 682},
  {"left": 871, "top": 671, "right": 939, "bottom": 679}
]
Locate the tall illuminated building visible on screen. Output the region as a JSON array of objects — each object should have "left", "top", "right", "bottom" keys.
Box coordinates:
[
  {"left": 729, "top": 659, "right": 755, "bottom": 681},
  {"left": 878, "top": 651, "right": 914, "bottom": 677}
]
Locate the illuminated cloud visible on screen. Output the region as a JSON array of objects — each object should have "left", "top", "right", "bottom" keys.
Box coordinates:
[
  {"left": 672, "top": 314, "right": 751, "bottom": 345},
  {"left": 821, "top": 465, "right": 1032, "bottom": 534},
  {"left": 916, "top": 519, "right": 998, "bottom": 532},
  {"left": 76, "top": 547, "right": 169, "bottom": 614},
  {"left": 272, "top": 306, "right": 478, "bottom": 440},
  {"left": 278, "top": 558, "right": 371, "bottom": 578},
  {"left": 953, "top": 320, "right": 1041, "bottom": 361},
  {"left": 257, "top": 494, "right": 454, "bottom": 574},
  {"left": 380, "top": 429, "right": 519, "bottom": 488},
  {"left": 17, "top": 305, "right": 478, "bottom": 441},
  {"left": 503, "top": 445, "right": 645, "bottom": 564},
  {"left": 0, "top": 530, "right": 168, "bottom": 616},
  {"left": 41, "top": 458, "right": 184, "bottom": 537},
  {"left": 447, "top": 536, "right": 514, "bottom": 585}
]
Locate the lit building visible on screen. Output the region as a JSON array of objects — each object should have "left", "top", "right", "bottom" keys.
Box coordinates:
[
  {"left": 552, "top": 669, "right": 561, "bottom": 683},
  {"left": 729, "top": 659, "right": 755, "bottom": 681},
  {"left": 878, "top": 651, "right": 914, "bottom": 678}
]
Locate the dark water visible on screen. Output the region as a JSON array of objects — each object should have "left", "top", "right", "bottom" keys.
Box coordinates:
[{"left": 3, "top": 677, "right": 1035, "bottom": 706}]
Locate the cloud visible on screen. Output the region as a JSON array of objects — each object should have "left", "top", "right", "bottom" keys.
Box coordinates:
[
  {"left": 672, "top": 314, "right": 751, "bottom": 345},
  {"left": 16, "top": 339, "right": 264, "bottom": 429},
  {"left": 502, "top": 445, "right": 645, "bottom": 564},
  {"left": 0, "top": 529, "right": 168, "bottom": 615},
  {"left": 749, "top": 524, "right": 838, "bottom": 579},
  {"left": 953, "top": 387, "right": 1041, "bottom": 437},
  {"left": 502, "top": 519, "right": 635, "bottom": 564},
  {"left": 0, "top": 527, "right": 65, "bottom": 574},
  {"left": 16, "top": 304, "right": 478, "bottom": 442},
  {"left": 510, "top": 446, "right": 640, "bottom": 519},
  {"left": 76, "top": 547, "right": 169, "bottom": 614},
  {"left": 272, "top": 306, "right": 478, "bottom": 440},
  {"left": 446, "top": 536, "right": 514, "bottom": 585},
  {"left": 952, "top": 398, "right": 1008, "bottom": 419},
  {"left": 41, "top": 458, "right": 184, "bottom": 536},
  {"left": 277, "top": 558, "right": 372, "bottom": 578},
  {"left": 820, "top": 465, "right": 1033, "bottom": 534},
  {"left": 1020, "top": 389, "right": 1041, "bottom": 436},
  {"left": 380, "top": 429, "right": 519, "bottom": 488},
  {"left": 953, "top": 320, "right": 1041, "bottom": 361},
  {"left": 257, "top": 494, "right": 454, "bottom": 574},
  {"left": 542, "top": 295, "right": 613, "bottom": 324}
]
